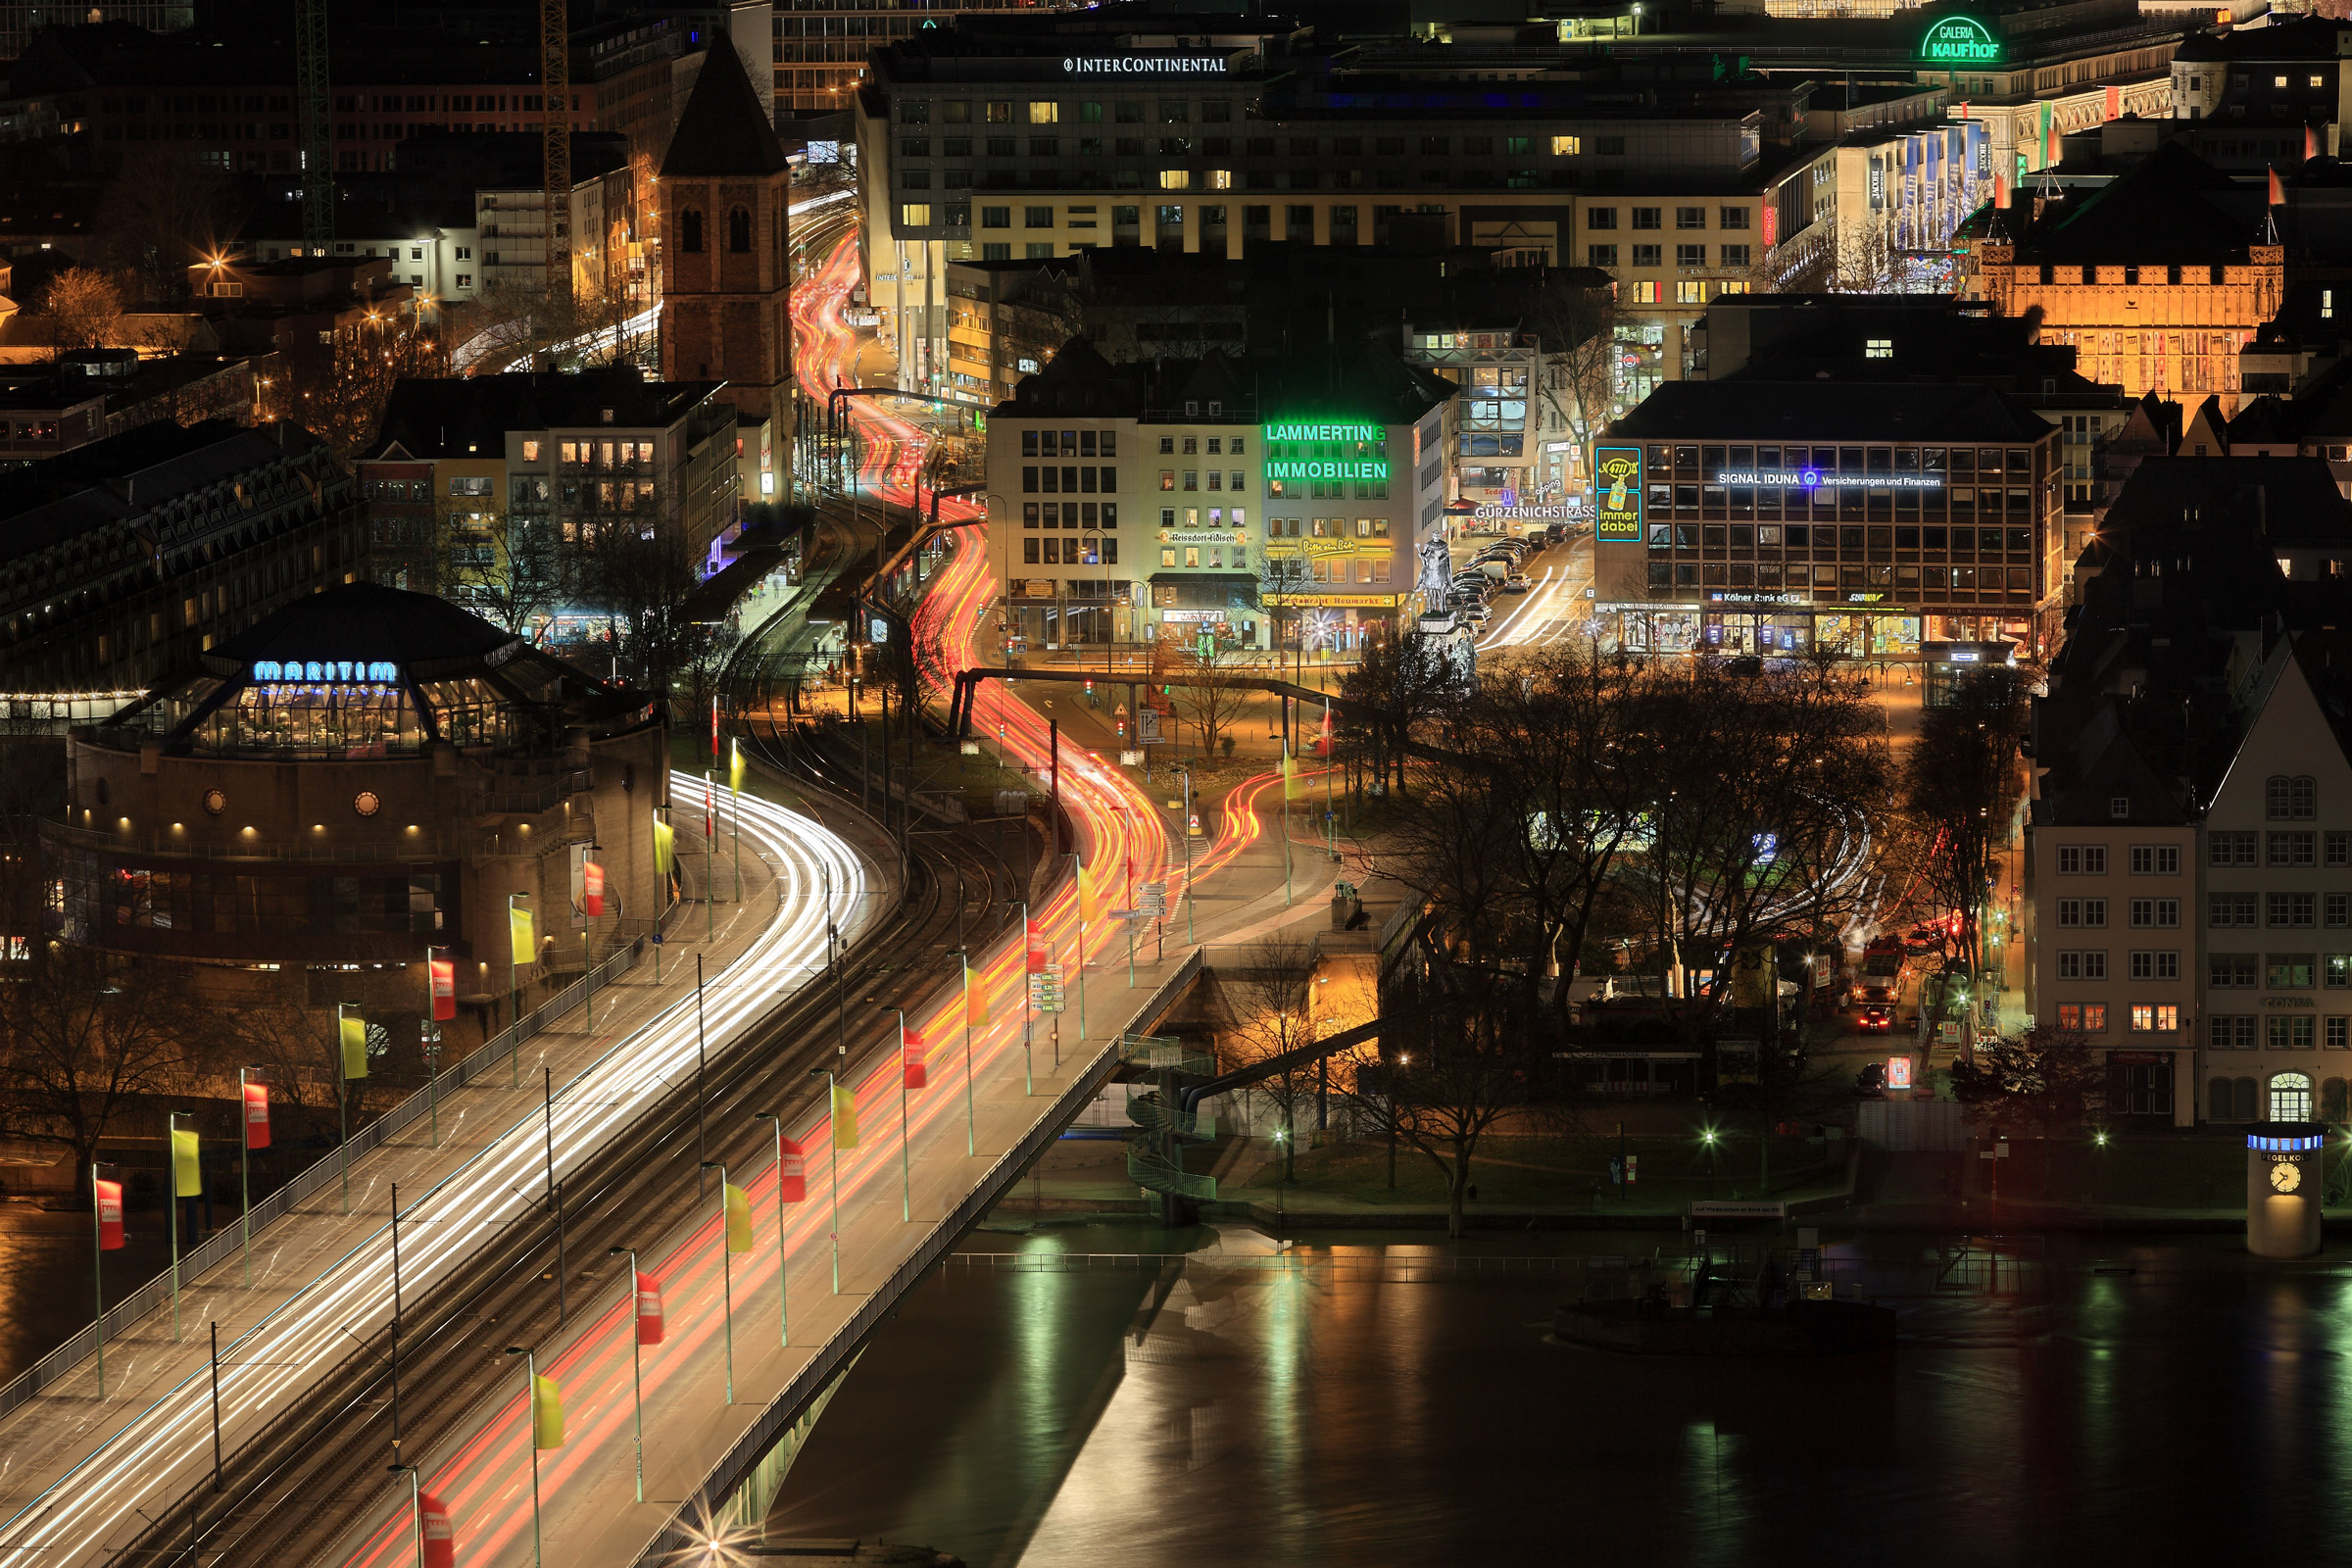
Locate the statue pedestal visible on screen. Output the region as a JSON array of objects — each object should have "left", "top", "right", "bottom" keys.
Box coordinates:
[{"left": 1418, "top": 612, "right": 1458, "bottom": 635}]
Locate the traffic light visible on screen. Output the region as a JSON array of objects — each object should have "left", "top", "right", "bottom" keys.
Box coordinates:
[{"left": 1084, "top": 679, "right": 1094, "bottom": 696}]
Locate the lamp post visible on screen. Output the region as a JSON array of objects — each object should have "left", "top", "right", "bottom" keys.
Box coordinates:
[
  {"left": 880, "top": 1009, "right": 911, "bottom": 1218},
  {"left": 507, "top": 893, "right": 530, "bottom": 1088},
  {"left": 581, "top": 841, "right": 602, "bottom": 1039},
  {"left": 504, "top": 1347, "right": 543, "bottom": 1568},
  {"left": 1064, "top": 850, "right": 1089, "bottom": 1045},
  {"left": 955, "top": 951, "right": 975, "bottom": 1156},
  {"left": 809, "top": 1067, "right": 841, "bottom": 1294},
  {"left": 1179, "top": 764, "right": 1196, "bottom": 943},
  {"left": 606, "top": 1246, "right": 645, "bottom": 1501},
  {"left": 168, "top": 1109, "right": 189, "bottom": 1343},
  {"left": 1015, "top": 901, "right": 1033, "bottom": 1096},
  {"left": 700, "top": 1159, "right": 735, "bottom": 1403},
  {"left": 695, "top": 952, "right": 709, "bottom": 1194},
  {"left": 387, "top": 1463, "right": 425, "bottom": 1568},
  {"left": 752, "top": 1112, "right": 790, "bottom": 1345},
  {"left": 236, "top": 1065, "right": 261, "bottom": 1289}
]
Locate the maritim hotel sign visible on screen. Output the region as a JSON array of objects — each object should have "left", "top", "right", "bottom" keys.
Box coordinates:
[{"left": 1063, "top": 55, "right": 1231, "bottom": 74}]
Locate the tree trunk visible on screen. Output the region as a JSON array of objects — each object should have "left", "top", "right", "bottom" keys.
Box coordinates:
[{"left": 1446, "top": 1157, "right": 1467, "bottom": 1239}]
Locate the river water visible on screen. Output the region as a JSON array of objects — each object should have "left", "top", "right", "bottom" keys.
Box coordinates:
[{"left": 769, "top": 1220, "right": 2352, "bottom": 1567}]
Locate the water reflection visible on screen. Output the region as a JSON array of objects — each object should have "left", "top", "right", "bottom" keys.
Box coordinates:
[{"left": 776, "top": 1224, "right": 2352, "bottom": 1565}]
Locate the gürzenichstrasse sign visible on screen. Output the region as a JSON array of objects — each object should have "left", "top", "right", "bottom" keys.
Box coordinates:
[{"left": 1063, "top": 56, "right": 1230, "bottom": 74}]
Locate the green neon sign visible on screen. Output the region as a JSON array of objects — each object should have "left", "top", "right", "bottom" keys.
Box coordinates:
[
  {"left": 1920, "top": 16, "right": 2000, "bottom": 63},
  {"left": 1263, "top": 420, "right": 1383, "bottom": 444},
  {"left": 1265, "top": 458, "right": 1392, "bottom": 482}
]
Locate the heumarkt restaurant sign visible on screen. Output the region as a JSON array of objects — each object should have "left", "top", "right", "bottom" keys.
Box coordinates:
[{"left": 1920, "top": 15, "right": 2001, "bottom": 64}]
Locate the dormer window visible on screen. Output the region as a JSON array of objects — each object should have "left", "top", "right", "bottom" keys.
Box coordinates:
[{"left": 2111, "top": 795, "right": 2131, "bottom": 819}]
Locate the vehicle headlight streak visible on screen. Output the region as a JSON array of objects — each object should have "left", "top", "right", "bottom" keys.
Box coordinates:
[{"left": 0, "top": 794, "right": 868, "bottom": 1568}]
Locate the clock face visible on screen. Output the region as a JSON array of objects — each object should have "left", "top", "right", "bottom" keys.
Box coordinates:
[{"left": 2272, "top": 1160, "right": 2302, "bottom": 1195}]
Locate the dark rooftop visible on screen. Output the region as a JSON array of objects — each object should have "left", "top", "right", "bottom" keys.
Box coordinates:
[
  {"left": 1603, "top": 380, "right": 2054, "bottom": 443},
  {"left": 363, "top": 368, "right": 727, "bottom": 460},
  {"left": 661, "top": 40, "right": 789, "bottom": 179}
]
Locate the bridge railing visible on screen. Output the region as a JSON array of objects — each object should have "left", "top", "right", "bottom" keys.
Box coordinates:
[
  {"left": 0, "top": 908, "right": 689, "bottom": 1427},
  {"left": 631, "top": 944, "right": 1207, "bottom": 1564}
]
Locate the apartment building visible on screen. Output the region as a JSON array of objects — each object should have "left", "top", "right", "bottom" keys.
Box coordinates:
[{"left": 2027, "top": 456, "right": 2352, "bottom": 1126}]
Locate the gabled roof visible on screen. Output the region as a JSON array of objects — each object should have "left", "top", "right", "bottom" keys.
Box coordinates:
[
  {"left": 661, "top": 41, "right": 788, "bottom": 179},
  {"left": 2001, "top": 142, "right": 2257, "bottom": 267}
]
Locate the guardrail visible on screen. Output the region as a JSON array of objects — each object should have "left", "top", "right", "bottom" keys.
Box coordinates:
[
  {"left": 631, "top": 945, "right": 1206, "bottom": 1564},
  {"left": 0, "top": 905, "right": 679, "bottom": 1427}
]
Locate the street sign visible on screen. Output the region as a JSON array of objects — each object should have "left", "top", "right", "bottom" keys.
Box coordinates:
[
  {"left": 1030, "top": 964, "right": 1065, "bottom": 1013},
  {"left": 1137, "top": 709, "right": 1162, "bottom": 744},
  {"left": 1690, "top": 1200, "right": 1787, "bottom": 1219},
  {"left": 1138, "top": 881, "right": 1167, "bottom": 917}
]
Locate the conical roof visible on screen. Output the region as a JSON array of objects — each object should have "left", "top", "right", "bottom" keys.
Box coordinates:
[{"left": 661, "top": 39, "right": 788, "bottom": 179}]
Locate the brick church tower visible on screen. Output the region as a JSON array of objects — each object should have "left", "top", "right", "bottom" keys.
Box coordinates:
[{"left": 659, "top": 40, "right": 793, "bottom": 497}]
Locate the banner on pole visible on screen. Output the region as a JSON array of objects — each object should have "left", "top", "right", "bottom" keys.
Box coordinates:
[
  {"left": 778, "top": 1138, "right": 807, "bottom": 1202},
  {"left": 340, "top": 1008, "right": 368, "bottom": 1080},
  {"left": 242, "top": 1083, "right": 271, "bottom": 1150},
  {"left": 531, "top": 1373, "right": 564, "bottom": 1448},
  {"left": 832, "top": 1082, "right": 860, "bottom": 1149},
  {"left": 634, "top": 1271, "right": 665, "bottom": 1345},
  {"left": 429, "top": 956, "right": 457, "bottom": 1021},
  {"left": 95, "top": 1178, "right": 124, "bottom": 1250},
  {"left": 172, "top": 1129, "right": 200, "bottom": 1198},
  {"left": 723, "top": 1183, "right": 754, "bottom": 1252}
]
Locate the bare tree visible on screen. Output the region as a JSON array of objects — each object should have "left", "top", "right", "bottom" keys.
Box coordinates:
[
  {"left": 1167, "top": 648, "right": 1252, "bottom": 761},
  {"left": 1217, "top": 935, "right": 1322, "bottom": 1184},
  {"left": 41, "top": 268, "right": 125, "bottom": 352},
  {"left": 0, "top": 947, "right": 212, "bottom": 1205},
  {"left": 1522, "top": 270, "right": 1624, "bottom": 465},
  {"left": 1336, "top": 627, "right": 1463, "bottom": 798},
  {"left": 586, "top": 520, "right": 725, "bottom": 707},
  {"left": 1949, "top": 1023, "right": 2104, "bottom": 1190},
  {"left": 1896, "top": 665, "right": 2028, "bottom": 1051},
  {"left": 94, "top": 143, "right": 231, "bottom": 305},
  {"left": 437, "top": 495, "right": 563, "bottom": 638},
  {"left": 295, "top": 310, "right": 452, "bottom": 463},
  {"left": 1369, "top": 975, "right": 1552, "bottom": 1239}
]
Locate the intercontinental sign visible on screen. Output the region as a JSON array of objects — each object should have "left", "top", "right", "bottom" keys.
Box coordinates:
[{"left": 1063, "top": 55, "right": 1230, "bottom": 74}]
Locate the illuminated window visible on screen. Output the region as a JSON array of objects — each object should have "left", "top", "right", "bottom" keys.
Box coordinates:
[
  {"left": 1159, "top": 171, "right": 1191, "bottom": 190},
  {"left": 1028, "top": 101, "right": 1058, "bottom": 123},
  {"left": 1866, "top": 339, "right": 1892, "bottom": 359},
  {"left": 1551, "top": 134, "right": 1581, "bottom": 155}
]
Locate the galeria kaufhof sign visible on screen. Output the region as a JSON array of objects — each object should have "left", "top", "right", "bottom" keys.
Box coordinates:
[
  {"left": 1262, "top": 420, "right": 1390, "bottom": 483},
  {"left": 1919, "top": 16, "right": 2001, "bottom": 63}
]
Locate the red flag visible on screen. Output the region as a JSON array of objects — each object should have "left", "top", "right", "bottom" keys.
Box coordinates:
[
  {"left": 242, "top": 1082, "right": 270, "bottom": 1151},
  {"left": 904, "top": 1036, "right": 927, "bottom": 1090},
  {"left": 418, "top": 1492, "right": 456, "bottom": 1568},
  {"left": 1025, "top": 919, "right": 1048, "bottom": 974},
  {"left": 582, "top": 860, "right": 606, "bottom": 918},
  {"left": 429, "top": 956, "right": 456, "bottom": 1022},
  {"left": 633, "top": 1270, "right": 665, "bottom": 1346},
  {"left": 710, "top": 695, "right": 719, "bottom": 760},
  {"left": 2104, "top": 85, "right": 2119, "bottom": 122},
  {"left": 2270, "top": 167, "right": 2285, "bottom": 206},
  {"left": 1995, "top": 173, "right": 2010, "bottom": 209},
  {"left": 777, "top": 1137, "right": 807, "bottom": 1203},
  {"left": 95, "top": 1178, "right": 123, "bottom": 1250}
]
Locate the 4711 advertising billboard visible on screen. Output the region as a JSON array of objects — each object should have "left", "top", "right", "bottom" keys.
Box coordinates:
[{"left": 1593, "top": 446, "right": 1643, "bottom": 542}]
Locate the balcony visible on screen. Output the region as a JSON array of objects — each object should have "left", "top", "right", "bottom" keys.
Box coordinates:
[{"left": 44, "top": 817, "right": 473, "bottom": 864}]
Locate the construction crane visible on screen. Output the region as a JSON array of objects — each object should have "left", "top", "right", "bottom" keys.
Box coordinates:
[
  {"left": 542, "top": 0, "right": 571, "bottom": 308},
  {"left": 296, "top": 0, "right": 330, "bottom": 255}
]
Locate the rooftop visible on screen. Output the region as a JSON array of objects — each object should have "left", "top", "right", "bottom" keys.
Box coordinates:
[
  {"left": 363, "top": 368, "right": 728, "bottom": 460},
  {"left": 1603, "top": 379, "right": 2054, "bottom": 443},
  {"left": 661, "top": 38, "right": 789, "bottom": 179}
]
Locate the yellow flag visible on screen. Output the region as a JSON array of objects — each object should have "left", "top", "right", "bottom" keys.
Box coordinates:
[
  {"left": 654, "top": 812, "right": 675, "bottom": 874},
  {"left": 1282, "top": 745, "right": 1303, "bottom": 802},
  {"left": 339, "top": 1008, "right": 368, "bottom": 1080},
  {"left": 964, "top": 961, "right": 991, "bottom": 1029},
  {"left": 728, "top": 737, "right": 745, "bottom": 796},
  {"left": 831, "top": 1081, "right": 859, "bottom": 1149},
  {"left": 171, "top": 1128, "right": 200, "bottom": 1198},
  {"left": 531, "top": 1373, "right": 564, "bottom": 1448},
  {"left": 509, "top": 903, "right": 535, "bottom": 968},
  {"left": 1079, "top": 868, "right": 1096, "bottom": 924},
  {"left": 723, "top": 1182, "right": 754, "bottom": 1252}
]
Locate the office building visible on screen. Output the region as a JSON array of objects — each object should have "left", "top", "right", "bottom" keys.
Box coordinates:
[
  {"left": 984, "top": 339, "right": 1455, "bottom": 656},
  {"left": 1591, "top": 378, "right": 2062, "bottom": 658}
]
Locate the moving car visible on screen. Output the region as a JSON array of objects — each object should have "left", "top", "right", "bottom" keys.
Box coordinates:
[
  {"left": 1857, "top": 1004, "right": 1896, "bottom": 1034},
  {"left": 1502, "top": 575, "right": 1532, "bottom": 593}
]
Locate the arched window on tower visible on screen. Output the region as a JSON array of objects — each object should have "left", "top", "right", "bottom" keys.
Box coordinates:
[
  {"left": 728, "top": 206, "right": 752, "bottom": 253},
  {"left": 680, "top": 209, "right": 705, "bottom": 254}
]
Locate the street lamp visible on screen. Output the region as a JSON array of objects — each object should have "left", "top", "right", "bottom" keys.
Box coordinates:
[
  {"left": 699, "top": 1159, "right": 735, "bottom": 1403},
  {"left": 752, "top": 1111, "right": 792, "bottom": 1345},
  {"left": 504, "top": 1347, "right": 544, "bottom": 1568},
  {"left": 387, "top": 1463, "right": 426, "bottom": 1568},
  {"left": 606, "top": 1247, "right": 646, "bottom": 1501},
  {"left": 877, "top": 1009, "right": 912, "bottom": 1219}
]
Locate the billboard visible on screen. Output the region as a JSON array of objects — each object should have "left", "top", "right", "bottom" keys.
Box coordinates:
[{"left": 1593, "top": 445, "right": 1643, "bottom": 542}]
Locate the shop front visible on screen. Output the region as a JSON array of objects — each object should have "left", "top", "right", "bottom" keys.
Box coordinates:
[
  {"left": 1261, "top": 591, "right": 1404, "bottom": 657},
  {"left": 1602, "top": 598, "right": 2034, "bottom": 659},
  {"left": 1006, "top": 577, "right": 1137, "bottom": 654},
  {"left": 1148, "top": 573, "right": 1260, "bottom": 654}
]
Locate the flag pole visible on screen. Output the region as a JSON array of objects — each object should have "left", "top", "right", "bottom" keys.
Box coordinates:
[
  {"left": 90, "top": 1161, "right": 105, "bottom": 1397},
  {"left": 168, "top": 1110, "right": 185, "bottom": 1342},
  {"left": 238, "top": 1067, "right": 253, "bottom": 1289},
  {"left": 700, "top": 1160, "right": 733, "bottom": 1403}
]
